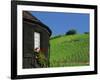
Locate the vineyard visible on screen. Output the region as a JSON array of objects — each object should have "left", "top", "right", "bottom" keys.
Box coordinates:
[{"left": 50, "top": 34, "right": 89, "bottom": 67}]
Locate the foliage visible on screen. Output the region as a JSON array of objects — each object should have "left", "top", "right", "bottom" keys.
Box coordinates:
[
  {"left": 84, "top": 32, "right": 89, "bottom": 34},
  {"left": 65, "top": 29, "right": 77, "bottom": 35},
  {"left": 36, "top": 51, "right": 47, "bottom": 67}
]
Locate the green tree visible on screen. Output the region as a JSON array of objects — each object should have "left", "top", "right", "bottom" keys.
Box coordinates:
[{"left": 65, "top": 29, "right": 77, "bottom": 35}]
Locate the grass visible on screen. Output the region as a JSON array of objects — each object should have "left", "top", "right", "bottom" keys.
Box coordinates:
[{"left": 49, "top": 34, "right": 89, "bottom": 67}]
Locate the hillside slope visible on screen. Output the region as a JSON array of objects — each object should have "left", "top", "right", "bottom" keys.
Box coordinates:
[{"left": 50, "top": 34, "right": 89, "bottom": 67}]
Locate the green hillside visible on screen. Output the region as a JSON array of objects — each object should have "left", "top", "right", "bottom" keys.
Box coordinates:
[{"left": 50, "top": 34, "right": 89, "bottom": 67}]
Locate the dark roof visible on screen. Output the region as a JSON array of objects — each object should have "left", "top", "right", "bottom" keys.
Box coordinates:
[{"left": 23, "top": 11, "right": 52, "bottom": 36}]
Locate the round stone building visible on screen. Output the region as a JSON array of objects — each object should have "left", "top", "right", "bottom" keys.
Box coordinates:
[{"left": 23, "top": 11, "right": 52, "bottom": 68}]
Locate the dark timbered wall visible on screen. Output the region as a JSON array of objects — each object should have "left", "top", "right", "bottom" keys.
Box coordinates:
[{"left": 23, "top": 20, "right": 50, "bottom": 68}]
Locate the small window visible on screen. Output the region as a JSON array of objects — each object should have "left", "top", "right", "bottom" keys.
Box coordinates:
[{"left": 34, "top": 32, "right": 40, "bottom": 51}]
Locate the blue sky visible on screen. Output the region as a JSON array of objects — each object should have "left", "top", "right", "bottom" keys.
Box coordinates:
[{"left": 31, "top": 11, "right": 89, "bottom": 37}]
